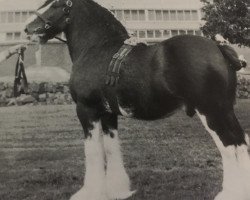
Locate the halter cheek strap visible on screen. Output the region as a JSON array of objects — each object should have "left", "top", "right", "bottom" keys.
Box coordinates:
[
  {"left": 34, "top": 0, "right": 73, "bottom": 36},
  {"left": 34, "top": 11, "right": 52, "bottom": 31}
]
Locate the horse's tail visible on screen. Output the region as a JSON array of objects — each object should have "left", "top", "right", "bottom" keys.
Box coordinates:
[{"left": 217, "top": 44, "right": 247, "bottom": 71}]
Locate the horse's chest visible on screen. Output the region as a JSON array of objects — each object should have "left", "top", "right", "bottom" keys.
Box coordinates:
[{"left": 69, "top": 68, "right": 104, "bottom": 102}]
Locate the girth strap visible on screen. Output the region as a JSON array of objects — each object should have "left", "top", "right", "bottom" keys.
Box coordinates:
[{"left": 105, "top": 44, "right": 133, "bottom": 86}]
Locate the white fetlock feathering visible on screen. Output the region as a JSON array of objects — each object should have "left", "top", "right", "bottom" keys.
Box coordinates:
[
  {"left": 196, "top": 110, "right": 250, "bottom": 200},
  {"left": 104, "top": 130, "right": 135, "bottom": 199},
  {"left": 70, "top": 121, "right": 108, "bottom": 200}
]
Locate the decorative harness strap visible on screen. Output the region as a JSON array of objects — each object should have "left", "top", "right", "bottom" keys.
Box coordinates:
[
  {"left": 105, "top": 44, "right": 133, "bottom": 86},
  {"left": 105, "top": 37, "right": 147, "bottom": 86}
]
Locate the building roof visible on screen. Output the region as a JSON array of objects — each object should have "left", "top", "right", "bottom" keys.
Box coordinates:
[
  {"left": 0, "top": 0, "right": 203, "bottom": 11},
  {"left": 95, "top": 0, "right": 202, "bottom": 10}
]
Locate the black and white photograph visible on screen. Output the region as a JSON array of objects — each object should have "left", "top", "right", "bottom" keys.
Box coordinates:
[{"left": 0, "top": 0, "right": 249, "bottom": 199}]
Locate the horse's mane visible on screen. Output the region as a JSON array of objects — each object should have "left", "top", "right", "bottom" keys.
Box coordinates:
[{"left": 82, "top": 0, "right": 129, "bottom": 42}]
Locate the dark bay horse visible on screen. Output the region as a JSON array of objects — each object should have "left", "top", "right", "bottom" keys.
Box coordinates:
[{"left": 25, "top": 0, "right": 249, "bottom": 199}]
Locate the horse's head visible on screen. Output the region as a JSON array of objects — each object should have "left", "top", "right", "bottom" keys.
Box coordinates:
[{"left": 25, "top": 0, "right": 73, "bottom": 44}]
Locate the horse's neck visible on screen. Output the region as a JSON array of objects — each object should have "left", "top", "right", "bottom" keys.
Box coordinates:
[{"left": 65, "top": 1, "right": 128, "bottom": 62}]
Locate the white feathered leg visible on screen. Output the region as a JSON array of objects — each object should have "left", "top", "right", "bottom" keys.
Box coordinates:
[
  {"left": 104, "top": 130, "right": 135, "bottom": 199},
  {"left": 197, "top": 111, "right": 250, "bottom": 200},
  {"left": 71, "top": 121, "right": 108, "bottom": 200}
]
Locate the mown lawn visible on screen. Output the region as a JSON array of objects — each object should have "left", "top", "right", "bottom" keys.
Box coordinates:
[{"left": 0, "top": 100, "right": 249, "bottom": 200}]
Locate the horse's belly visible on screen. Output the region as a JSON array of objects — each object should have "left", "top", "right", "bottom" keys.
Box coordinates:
[{"left": 117, "top": 93, "right": 182, "bottom": 120}]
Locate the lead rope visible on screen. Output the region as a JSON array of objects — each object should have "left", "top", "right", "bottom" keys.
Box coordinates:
[
  {"left": 55, "top": 36, "right": 67, "bottom": 43},
  {"left": 14, "top": 47, "right": 28, "bottom": 97}
]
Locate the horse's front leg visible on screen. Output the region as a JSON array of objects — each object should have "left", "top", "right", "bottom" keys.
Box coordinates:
[
  {"left": 101, "top": 113, "right": 135, "bottom": 200},
  {"left": 70, "top": 102, "right": 107, "bottom": 200}
]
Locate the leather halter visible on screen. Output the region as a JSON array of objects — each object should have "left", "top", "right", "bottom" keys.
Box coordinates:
[{"left": 34, "top": 0, "right": 73, "bottom": 43}]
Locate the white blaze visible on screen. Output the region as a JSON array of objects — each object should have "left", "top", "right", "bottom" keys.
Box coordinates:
[{"left": 25, "top": 1, "right": 55, "bottom": 25}]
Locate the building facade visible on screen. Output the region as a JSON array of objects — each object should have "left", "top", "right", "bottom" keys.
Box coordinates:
[
  {"left": 96, "top": 0, "right": 203, "bottom": 43},
  {"left": 0, "top": 0, "right": 248, "bottom": 77},
  {"left": 0, "top": 0, "right": 203, "bottom": 44}
]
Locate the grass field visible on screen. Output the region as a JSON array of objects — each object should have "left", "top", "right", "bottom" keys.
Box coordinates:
[{"left": 0, "top": 100, "right": 249, "bottom": 200}]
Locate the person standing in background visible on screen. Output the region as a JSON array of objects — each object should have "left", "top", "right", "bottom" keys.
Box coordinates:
[{"left": 0, "top": 44, "right": 26, "bottom": 63}]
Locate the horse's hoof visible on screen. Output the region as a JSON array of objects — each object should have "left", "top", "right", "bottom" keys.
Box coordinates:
[
  {"left": 215, "top": 190, "right": 244, "bottom": 200},
  {"left": 107, "top": 190, "right": 136, "bottom": 200},
  {"left": 70, "top": 188, "right": 108, "bottom": 200}
]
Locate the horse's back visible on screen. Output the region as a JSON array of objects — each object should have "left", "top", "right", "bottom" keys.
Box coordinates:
[{"left": 117, "top": 35, "right": 237, "bottom": 119}]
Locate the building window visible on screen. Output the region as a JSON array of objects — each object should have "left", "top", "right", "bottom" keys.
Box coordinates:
[
  {"left": 14, "top": 32, "right": 21, "bottom": 40},
  {"left": 131, "top": 10, "right": 138, "bottom": 20},
  {"left": 139, "top": 10, "right": 145, "bottom": 20},
  {"left": 191, "top": 10, "right": 198, "bottom": 20},
  {"left": 21, "top": 12, "right": 28, "bottom": 22},
  {"left": 171, "top": 30, "right": 178, "bottom": 36},
  {"left": 184, "top": 10, "right": 191, "bottom": 20},
  {"left": 170, "top": 10, "right": 176, "bottom": 20},
  {"left": 195, "top": 30, "right": 202, "bottom": 36},
  {"left": 139, "top": 30, "right": 146, "bottom": 38},
  {"left": 148, "top": 10, "right": 155, "bottom": 20},
  {"left": 124, "top": 10, "right": 131, "bottom": 21},
  {"left": 156, "top": 10, "right": 162, "bottom": 20},
  {"left": 28, "top": 11, "right": 35, "bottom": 17},
  {"left": 7, "top": 12, "right": 14, "bottom": 23},
  {"left": 116, "top": 10, "right": 123, "bottom": 20},
  {"left": 155, "top": 30, "right": 162, "bottom": 38},
  {"left": 14, "top": 12, "right": 21, "bottom": 23},
  {"left": 0, "top": 12, "right": 7, "bottom": 23},
  {"left": 0, "top": 33, "right": 5, "bottom": 41},
  {"left": 163, "top": 30, "right": 170, "bottom": 38},
  {"left": 163, "top": 10, "right": 169, "bottom": 20},
  {"left": 179, "top": 30, "right": 186, "bottom": 35},
  {"left": 6, "top": 33, "right": 13, "bottom": 40},
  {"left": 147, "top": 30, "right": 154, "bottom": 38},
  {"left": 187, "top": 30, "right": 195, "bottom": 35},
  {"left": 177, "top": 10, "right": 184, "bottom": 21},
  {"left": 133, "top": 30, "right": 138, "bottom": 37},
  {"left": 5, "top": 32, "right": 22, "bottom": 41}
]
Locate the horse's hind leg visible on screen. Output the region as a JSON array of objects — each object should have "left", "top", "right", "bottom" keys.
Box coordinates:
[
  {"left": 196, "top": 108, "right": 250, "bottom": 200},
  {"left": 70, "top": 102, "right": 107, "bottom": 200},
  {"left": 101, "top": 113, "right": 135, "bottom": 200}
]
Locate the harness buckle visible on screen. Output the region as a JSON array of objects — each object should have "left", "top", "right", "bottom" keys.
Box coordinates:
[
  {"left": 66, "top": 0, "right": 73, "bottom": 7},
  {"left": 45, "top": 22, "right": 52, "bottom": 30},
  {"left": 65, "top": 18, "right": 71, "bottom": 24},
  {"left": 63, "top": 7, "right": 70, "bottom": 14}
]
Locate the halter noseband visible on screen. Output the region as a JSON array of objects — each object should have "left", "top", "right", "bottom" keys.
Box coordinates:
[{"left": 34, "top": 0, "right": 73, "bottom": 42}]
